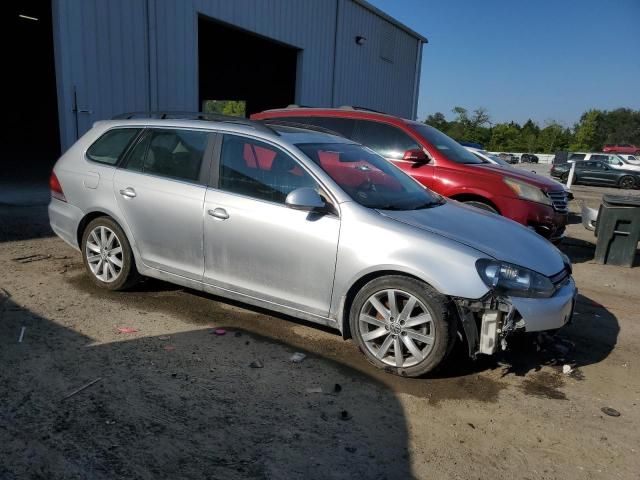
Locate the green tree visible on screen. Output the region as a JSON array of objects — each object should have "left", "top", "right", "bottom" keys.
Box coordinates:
[
  {"left": 424, "top": 112, "right": 448, "bottom": 132},
  {"left": 571, "top": 110, "right": 600, "bottom": 150}
]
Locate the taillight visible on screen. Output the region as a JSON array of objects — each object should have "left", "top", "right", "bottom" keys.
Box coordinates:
[{"left": 49, "top": 172, "right": 67, "bottom": 202}]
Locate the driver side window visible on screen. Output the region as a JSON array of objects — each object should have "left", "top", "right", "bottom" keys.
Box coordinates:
[{"left": 218, "top": 135, "right": 317, "bottom": 204}]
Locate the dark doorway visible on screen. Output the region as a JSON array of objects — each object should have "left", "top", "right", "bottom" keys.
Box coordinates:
[
  {"left": 5, "top": 0, "right": 61, "bottom": 181},
  {"left": 198, "top": 16, "right": 298, "bottom": 118}
]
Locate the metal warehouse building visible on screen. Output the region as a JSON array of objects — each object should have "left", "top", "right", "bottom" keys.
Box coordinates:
[{"left": 7, "top": 0, "right": 426, "bottom": 177}]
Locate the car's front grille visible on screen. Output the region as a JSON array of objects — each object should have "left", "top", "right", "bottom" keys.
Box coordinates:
[{"left": 548, "top": 190, "right": 569, "bottom": 213}]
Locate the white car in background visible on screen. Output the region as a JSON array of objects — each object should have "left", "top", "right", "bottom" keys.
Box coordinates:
[
  {"left": 464, "top": 147, "right": 512, "bottom": 167},
  {"left": 617, "top": 154, "right": 640, "bottom": 164},
  {"left": 568, "top": 152, "right": 640, "bottom": 172}
]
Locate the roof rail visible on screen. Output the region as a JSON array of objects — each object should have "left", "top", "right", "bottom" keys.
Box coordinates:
[
  {"left": 112, "top": 111, "right": 278, "bottom": 135},
  {"left": 261, "top": 119, "right": 346, "bottom": 138},
  {"left": 338, "top": 105, "right": 387, "bottom": 114}
]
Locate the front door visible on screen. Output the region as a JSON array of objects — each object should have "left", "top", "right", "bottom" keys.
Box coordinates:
[
  {"left": 203, "top": 133, "right": 340, "bottom": 318},
  {"left": 113, "top": 128, "right": 213, "bottom": 280}
]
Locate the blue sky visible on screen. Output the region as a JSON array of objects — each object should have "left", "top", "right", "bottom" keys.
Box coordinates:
[{"left": 368, "top": 0, "right": 640, "bottom": 126}]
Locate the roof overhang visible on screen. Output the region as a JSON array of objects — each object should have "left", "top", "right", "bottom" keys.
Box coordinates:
[{"left": 353, "top": 0, "right": 428, "bottom": 43}]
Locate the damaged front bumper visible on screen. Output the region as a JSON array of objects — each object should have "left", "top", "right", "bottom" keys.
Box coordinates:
[{"left": 454, "top": 277, "right": 577, "bottom": 357}]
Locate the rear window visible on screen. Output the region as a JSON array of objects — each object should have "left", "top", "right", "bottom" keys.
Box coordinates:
[
  {"left": 278, "top": 117, "right": 356, "bottom": 138},
  {"left": 86, "top": 128, "right": 140, "bottom": 165},
  {"left": 408, "top": 123, "right": 484, "bottom": 164}
]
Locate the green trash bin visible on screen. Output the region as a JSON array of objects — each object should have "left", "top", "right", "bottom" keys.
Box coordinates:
[{"left": 594, "top": 194, "right": 640, "bottom": 267}]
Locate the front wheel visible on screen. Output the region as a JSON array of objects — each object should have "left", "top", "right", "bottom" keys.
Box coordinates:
[
  {"left": 619, "top": 176, "right": 636, "bottom": 189},
  {"left": 349, "top": 276, "right": 455, "bottom": 377},
  {"left": 81, "top": 217, "right": 140, "bottom": 291}
]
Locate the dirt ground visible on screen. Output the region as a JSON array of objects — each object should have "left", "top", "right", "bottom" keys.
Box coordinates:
[{"left": 1, "top": 179, "right": 639, "bottom": 480}]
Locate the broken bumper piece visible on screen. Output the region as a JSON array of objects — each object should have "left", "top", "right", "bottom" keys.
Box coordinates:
[{"left": 455, "top": 277, "right": 577, "bottom": 357}]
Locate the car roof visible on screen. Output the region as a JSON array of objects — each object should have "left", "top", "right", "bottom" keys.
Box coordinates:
[{"left": 253, "top": 107, "right": 412, "bottom": 127}]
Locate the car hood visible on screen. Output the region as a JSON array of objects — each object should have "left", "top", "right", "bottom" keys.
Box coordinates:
[
  {"left": 379, "top": 201, "right": 565, "bottom": 277},
  {"left": 473, "top": 164, "right": 565, "bottom": 191}
]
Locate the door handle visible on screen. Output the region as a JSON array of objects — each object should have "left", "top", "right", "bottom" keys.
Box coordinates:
[
  {"left": 119, "top": 187, "right": 136, "bottom": 198},
  {"left": 208, "top": 208, "right": 229, "bottom": 220}
]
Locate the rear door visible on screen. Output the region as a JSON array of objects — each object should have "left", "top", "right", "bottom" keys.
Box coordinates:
[
  {"left": 113, "top": 128, "right": 214, "bottom": 280},
  {"left": 202, "top": 133, "right": 340, "bottom": 318}
]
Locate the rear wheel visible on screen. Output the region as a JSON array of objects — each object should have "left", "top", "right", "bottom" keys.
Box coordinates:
[
  {"left": 463, "top": 200, "right": 499, "bottom": 214},
  {"left": 619, "top": 175, "right": 636, "bottom": 189},
  {"left": 561, "top": 172, "right": 569, "bottom": 183},
  {"left": 349, "top": 276, "right": 455, "bottom": 377},
  {"left": 81, "top": 217, "right": 140, "bottom": 291}
]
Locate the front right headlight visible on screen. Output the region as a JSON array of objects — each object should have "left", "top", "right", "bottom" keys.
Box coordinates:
[
  {"left": 503, "top": 178, "right": 552, "bottom": 206},
  {"left": 476, "top": 259, "right": 555, "bottom": 298}
]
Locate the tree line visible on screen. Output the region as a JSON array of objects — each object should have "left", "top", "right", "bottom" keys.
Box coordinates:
[{"left": 424, "top": 107, "right": 640, "bottom": 153}]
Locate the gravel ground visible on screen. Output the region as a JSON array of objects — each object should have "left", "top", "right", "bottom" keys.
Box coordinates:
[{"left": 1, "top": 180, "right": 639, "bottom": 479}]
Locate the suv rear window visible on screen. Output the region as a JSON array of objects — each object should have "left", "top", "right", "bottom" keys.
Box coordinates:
[
  {"left": 408, "top": 123, "right": 483, "bottom": 164},
  {"left": 280, "top": 117, "right": 356, "bottom": 138},
  {"left": 86, "top": 128, "right": 140, "bottom": 165}
]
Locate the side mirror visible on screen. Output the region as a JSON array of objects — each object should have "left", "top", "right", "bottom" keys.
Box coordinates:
[
  {"left": 403, "top": 148, "right": 430, "bottom": 163},
  {"left": 285, "top": 187, "right": 326, "bottom": 211}
]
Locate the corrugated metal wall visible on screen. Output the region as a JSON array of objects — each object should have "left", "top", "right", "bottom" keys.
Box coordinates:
[{"left": 53, "top": 0, "right": 422, "bottom": 150}]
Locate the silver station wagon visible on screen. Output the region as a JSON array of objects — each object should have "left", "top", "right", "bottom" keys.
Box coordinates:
[{"left": 49, "top": 113, "right": 576, "bottom": 377}]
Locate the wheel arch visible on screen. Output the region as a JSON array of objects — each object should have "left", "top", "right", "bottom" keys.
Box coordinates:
[
  {"left": 76, "top": 209, "right": 141, "bottom": 266},
  {"left": 339, "top": 269, "right": 444, "bottom": 340},
  {"left": 449, "top": 193, "right": 501, "bottom": 214}
]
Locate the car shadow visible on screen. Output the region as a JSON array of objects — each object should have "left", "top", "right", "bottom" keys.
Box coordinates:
[{"left": 0, "top": 295, "right": 414, "bottom": 480}]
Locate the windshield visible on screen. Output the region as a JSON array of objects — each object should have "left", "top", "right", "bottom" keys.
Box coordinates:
[
  {"left": 409, "top": 123, "right": 484, "bottom": 164},
  {"left": 297, "top": 142, "right": 443, "bottom": 210}
]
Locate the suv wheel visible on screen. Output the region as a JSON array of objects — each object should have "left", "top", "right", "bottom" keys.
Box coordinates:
[
  {"left": 349, "top": 276, "right": 454, "bottom": 377},
  {"left": 619, "top": 176, "right": 636, "bottom": 189},
  {"left": 81, "top": 217, "right": 140, "bottom": 291}
]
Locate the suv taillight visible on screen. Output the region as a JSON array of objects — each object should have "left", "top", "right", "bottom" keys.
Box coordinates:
[{"left": 49, "top": 172, "right": 67, "bottom": 202}]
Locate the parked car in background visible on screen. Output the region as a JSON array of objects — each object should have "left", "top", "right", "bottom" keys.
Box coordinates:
[
  {"left": 603, "top": 143, "right": 640, "bottom": 155},
  {"left": 49, "top": 113, "right": 576, "bottom": 377},
  {"left": 252, "top": 107, "right": 570, "bottom": 243},
  {"left": 465, "top": 147, "right": 512, "bottom": 167},
  {"left": 550, "top": 160, "right": 639, "bottom": 188},
  {"left": 618, "top": 154, "right": 640, "bottom": 163},
  {"left": 498, "top": 152, "right": 519, "bottom": 164},
  {"left": 520, "top": 153, "right": 539, "bottom": 163},
  {"left": 568, "top": 152, "right": 640, "bottom": 172}
]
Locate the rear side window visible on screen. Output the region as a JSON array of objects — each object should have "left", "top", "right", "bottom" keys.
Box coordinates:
[
  {"left": 86, "top": 128, "right": 140, "bottom": 165},
  {"left": 569, "top": 153, "right": 585, "bottom": 160},
  {"left": 123, "top": 129, "right": 209, "bottom": 183},
  {"left": 352, "top": 120, "right": 420, "bottom": 160}
]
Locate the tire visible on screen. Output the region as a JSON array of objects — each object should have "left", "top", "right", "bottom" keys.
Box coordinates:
[
  {"left": 560, "top": 172, "right": 569, "bottom": 183},
  {"left": 349, "top": 275, "right": 455, "bottom": 377},
  {"left": 81, "top": 216, "right": 141, "bottom": 291},
  {"left": 619, "top": 176, "right": 635, "bottom": 189},
  {"left": 463, "top": 200, "right": 499, "bottom": 214}
]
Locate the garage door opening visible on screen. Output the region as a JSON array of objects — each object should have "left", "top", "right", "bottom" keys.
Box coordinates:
[
  {"left": 6, "top": 0, "right": 60, "bottom": 181},
  {"left": 198, "top": 16, "right": 299, "bottom": 118}
]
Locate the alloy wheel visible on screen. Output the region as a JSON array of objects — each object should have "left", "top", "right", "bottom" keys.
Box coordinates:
[
  {"left": 358, "top": 289, "right": 435, "bottom": 368},
  {"left": 85, "top": 226, "right": 124, "bottom": 283}
]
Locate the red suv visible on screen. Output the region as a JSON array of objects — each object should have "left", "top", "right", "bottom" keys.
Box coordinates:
[
  {"left": 252, "top": 107, "right": 569, "bottom": 242},
  {"left": 603, "top": 144, "right": 640, "bottom": 155}
]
